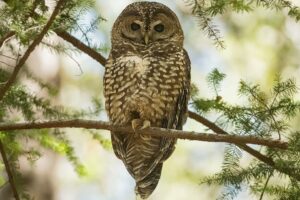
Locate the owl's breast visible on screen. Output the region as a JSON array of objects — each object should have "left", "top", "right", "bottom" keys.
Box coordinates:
[{"left": 104, "top": 50, "right": 186, "bottom": 125}]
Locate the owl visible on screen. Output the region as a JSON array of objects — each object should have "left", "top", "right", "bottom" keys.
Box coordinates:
[{"left": 104, "top": 2, "right": 191, "bottom": 199}]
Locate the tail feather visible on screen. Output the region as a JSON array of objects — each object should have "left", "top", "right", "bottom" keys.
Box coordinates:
[
  {"left": 135, "top": 163, "right": 163, "bottom": 199},
  {"left": 136, "top": 194, "right": 147, "bottom": 200}
]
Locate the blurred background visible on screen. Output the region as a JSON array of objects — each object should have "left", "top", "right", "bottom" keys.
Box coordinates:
[{"left": 2, "top": 0, "right": 300, "bottom": 199}]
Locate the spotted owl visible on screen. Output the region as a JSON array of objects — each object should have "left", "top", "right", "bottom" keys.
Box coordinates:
[{"left": 104, "top": 2, "right": 191, "bottom": 199}]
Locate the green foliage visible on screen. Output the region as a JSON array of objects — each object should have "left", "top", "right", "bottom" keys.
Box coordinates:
[
  {"left": 193, "top": 69, "right": 300, "bottom": 199},
  {"left": 32, "top": 129, "right": 87, "bottom": 176},
  {"left": 0, "top": 0, "right": 107, "bottom": 198},
  {"left": 185, "top": 0, "right": 300, "bottom": 47},
  {"left": 207, "top": 68, "right": 226, "bottom": 96}
]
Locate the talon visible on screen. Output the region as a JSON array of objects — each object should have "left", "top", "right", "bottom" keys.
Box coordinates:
[
  {"left": 141, "top": 120, "right": 151, "bottom": 129},
  {"left": 131, "top": 119, "right": 141, "bottom": 132},
  {"left": 131, "top": 119, "right": 151, "bottom": 138},
  {"left": 131, "top": 119, "right": 142, "bottom": 138}
]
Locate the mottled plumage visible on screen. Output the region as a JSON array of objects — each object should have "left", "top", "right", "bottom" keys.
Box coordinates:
[{"left": 104, "top": 2, "right": 191, "bottom": 199}]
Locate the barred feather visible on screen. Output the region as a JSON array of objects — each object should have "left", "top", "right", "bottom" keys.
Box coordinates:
[{"left": 104, "top": 2, "right": 191, "bottom": 198}]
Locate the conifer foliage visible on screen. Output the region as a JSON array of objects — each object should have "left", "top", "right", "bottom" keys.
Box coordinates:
[{"left": 0, "top": 0, "right": 300, "bottom": 199}]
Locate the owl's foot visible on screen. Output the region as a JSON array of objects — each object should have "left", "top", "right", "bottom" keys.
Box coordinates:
[
  {"left": 141, "top": 120, "right": 151, "bottom": 129},
  {"left": 131, "top": 119, "right": 151, "bottom": 138}
]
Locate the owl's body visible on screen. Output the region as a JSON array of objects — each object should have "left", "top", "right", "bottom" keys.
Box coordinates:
[{"left": 104, "top": 2, "right": 190, "bottom": 199}]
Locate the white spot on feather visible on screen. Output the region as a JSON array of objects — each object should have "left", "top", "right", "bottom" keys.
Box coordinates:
[{"left": 121, "top": 55, "right": 150, "bottom": 74}]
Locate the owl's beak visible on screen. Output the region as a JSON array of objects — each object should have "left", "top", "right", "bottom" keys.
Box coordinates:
[{"left": 144, "top": 33, "right": 149, "bottom": 45}]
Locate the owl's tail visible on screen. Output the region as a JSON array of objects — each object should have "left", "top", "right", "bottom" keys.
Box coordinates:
[{"left": 134, "top": 163, "right": 163, "bottom": 199}]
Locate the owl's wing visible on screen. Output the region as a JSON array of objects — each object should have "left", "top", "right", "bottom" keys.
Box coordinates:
[
  {"left": 159, "top": 50, "right": 190, "bottom": 161},
  {"left": 104, "top": 56, "right": 136, "bottom": 177},
  {"left": 141, "top": 49, "right": 191, "bottom": 177},
  {"left": 167, "top": 49, "right": 191, "bottom": 130}
]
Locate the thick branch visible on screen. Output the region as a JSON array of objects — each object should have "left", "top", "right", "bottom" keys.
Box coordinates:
[
  {"left": 55, "top": 31, "right": 106, "bottom": 66},
  {"left": 0, "top": 119, "right": 288, "bottom": 149},
  {"left": 0, "top": 0, "right": 66, "bottom": 102},
  {"left": 0, "top": 141, "right": 20, "bottom": 200}
]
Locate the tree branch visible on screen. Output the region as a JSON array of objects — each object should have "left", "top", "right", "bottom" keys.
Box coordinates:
[
  {"left": 55, "top": 31, "right": 106, "bottom": 66},
  {"left": 188, "top": 110, "right": 300, "bottom": 181},
  {"left": 0, "top": 141, "right": 20, "bottom": 200},
  {"left": 0, "top": 119, "right": 288, "bottom": 149},
  {"left": 0, "top": 0, "right": 66, "bottom": 102},
  {"left": 188, "top": 110, "right": 275, "bottom": 162}
]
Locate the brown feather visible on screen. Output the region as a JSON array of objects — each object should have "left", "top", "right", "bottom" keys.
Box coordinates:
[{"left": 104, "top": 2, "right": 191, "bottom": 199}]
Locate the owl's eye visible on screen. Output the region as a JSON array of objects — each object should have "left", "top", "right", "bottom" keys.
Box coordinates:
[
  {"left": 131, "top": 22, "right": 140, "bottom": 31},
  {"left": 154, "top": 24, "right": 164, "bottom": 32}
]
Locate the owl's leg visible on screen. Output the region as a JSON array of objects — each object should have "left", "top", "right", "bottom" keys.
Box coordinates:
[{"left": 131, "top": 119, "right": 151, "bottom": 138}]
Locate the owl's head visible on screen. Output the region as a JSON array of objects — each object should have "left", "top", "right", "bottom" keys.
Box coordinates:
[{"left": 111, "top": 2, "right": 184, "bottom": 47}]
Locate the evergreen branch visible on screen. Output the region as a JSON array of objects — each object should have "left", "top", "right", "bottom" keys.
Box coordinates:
[
  {"left": 188, "top": 110, "right": 228, "bottom": 134},
  {"left": 188, "top": 110, "right": 300, "bottom": 181},
  {"left": 1, "top": 2, "right": 107, "bottom": 66},
  {"left": 188, "top": 111, "right": 275, "bottom": 164},
  {"left": 185, "top": 0, "right": 225, "bottom": 48},
  {"left": 55, "top": 31, "right": 106, "bottom": 66},
  {"left": 0, "top": 119, "right": 288, "bottom": 149},
  {"left": 0, "top": 141, "right": 20, "bottom": 200},
  {"left": 25, "top": 0, "right": 44, "bottom": 19},
  {"left": 0, "top": 0, "right": 66, "bottom": 102}
]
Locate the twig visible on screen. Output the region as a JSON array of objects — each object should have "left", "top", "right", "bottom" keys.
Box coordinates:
[
  {"left": 0, "top": 54, "right": 17, "bottom": 60},
  {"left": 259, "top": 170, "right": 273, "bottom": 200},
  {"left": 64, "top": 51, "right": 83, "bottom": 76},
  {"left": 0, "top": 119, "right": 288, "bottom": 149},
  {"left": 188, "top": 111, "right": 228, "bottom": 134},
  {"left": 0, "top": 0, "right": 66, "bottom": 102},
  {"left": 55, "top": 31, "right": 106, "bottom": 66},
  {"left": 0, "top": 141, "right": 20, "bottom": 200},
  {"left": 0, "top": 31, "right": 15, "bottom": 50},
  {"left": 0, "top": 60, "right": 14, "bottom": 68}
]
